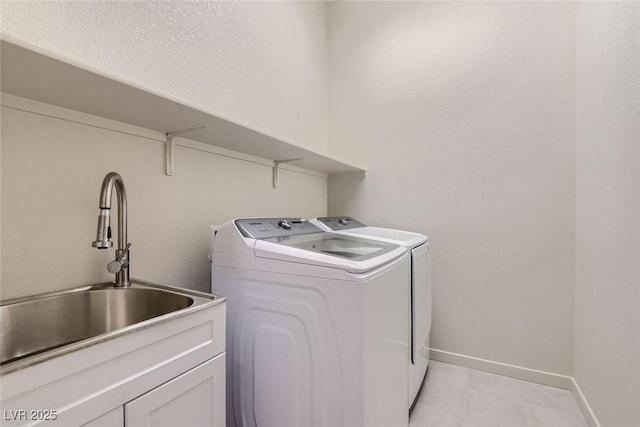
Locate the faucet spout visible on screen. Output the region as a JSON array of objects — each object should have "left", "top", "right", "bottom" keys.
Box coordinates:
[{"left": 92, "top": 172, "right": 131, "bottom": 287}]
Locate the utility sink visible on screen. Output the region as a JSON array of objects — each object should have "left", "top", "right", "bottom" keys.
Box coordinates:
[{"left": 0, "top": 280, "right": 218, "bottom": 373}]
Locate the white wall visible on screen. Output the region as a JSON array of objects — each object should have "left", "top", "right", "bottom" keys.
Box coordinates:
[
  {"left": 574, "top": 3, "right": 640, "bottom": 426},
  {"left": 328, "top": 1, "right": 576, "bottom": 375},
  {"left": 0, "top": 0, "right": 330, "bottom": 300},
  {"left": 1, "top": 96, "right": 326, "bottom": 300},
  {"left": 0, "top": 0, "right": 328, "bottom": 153}
]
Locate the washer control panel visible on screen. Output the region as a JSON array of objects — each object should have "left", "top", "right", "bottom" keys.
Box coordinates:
[
  {"left": 235, "top": 218, "right": 322, "bottom": 239},
  {"left": 278, "top": 219, "right": 293, "bottom": 230},
  {"left": 315, "top": 216, "right": 366, "bottom": 231}
]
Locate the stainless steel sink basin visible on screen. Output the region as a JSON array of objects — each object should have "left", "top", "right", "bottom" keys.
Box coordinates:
[{"left": 0, "top": 280, "right": 220, "bottom": 373}]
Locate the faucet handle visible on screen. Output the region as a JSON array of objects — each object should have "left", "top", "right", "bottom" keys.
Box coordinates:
[
  {"left": 107, "top": 243, "right": 131, "bottom": 274},
  {"left": 116, "top": 243, "right": 131, "bottom": 262}
]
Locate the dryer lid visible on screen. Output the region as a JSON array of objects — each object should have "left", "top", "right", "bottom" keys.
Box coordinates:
[
  {"left": 253, "top": 232, "right": 407, "bottom": 274},
  {"left": 338, "top": 226, "right": 428, "bottom": 248},
  {"left": 312, "top": 217, "right": 428, "bottom": 248}
]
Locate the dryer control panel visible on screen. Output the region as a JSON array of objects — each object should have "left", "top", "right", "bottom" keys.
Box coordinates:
[
  {"left": 235, "top": 218, "right": 322, "bottom": 239},
  {"left": 315, "top": 216, "right": 367, "bottom": 231}
]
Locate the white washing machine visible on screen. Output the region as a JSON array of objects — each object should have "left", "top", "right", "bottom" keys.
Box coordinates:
[
  {"left": 210, "top": 218, "right": 410, "bottom": 427},
  {"left": 310, "top": 216, "right": 431, "bottom": 407}
]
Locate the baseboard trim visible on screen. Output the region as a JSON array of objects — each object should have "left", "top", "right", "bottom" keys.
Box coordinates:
[
  {"left": 571, "top": 378, "right": 602, "bottom": 427},
  {"left": 430, "top": 348, "right": 573, "bottom": 389},
  {"left": 430, "top": 349, "right": 601, "bottom": 427}
]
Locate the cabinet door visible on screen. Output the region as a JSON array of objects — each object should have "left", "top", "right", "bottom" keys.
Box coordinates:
[
  {"left": 125, "top": 353, "right": 225, "bottom": 427},
  {"left": 82, "top": 407, "right": 124, "bottom": 427}
]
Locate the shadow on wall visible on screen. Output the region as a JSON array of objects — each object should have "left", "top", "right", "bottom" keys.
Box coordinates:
[{"left": 327, "top": 173, "right": 365, "bottom": 215}]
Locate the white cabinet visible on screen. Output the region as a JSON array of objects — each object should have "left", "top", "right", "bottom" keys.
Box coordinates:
[
  {"left": 1, "top": 298, "right": 226, "bottom": 427},
  {"left": 82, "top": 407, "right": 123, "bottom": 427},
  {"left": 81, "top": 355, "right": 226, "bottom": 427},
  {"left": 126, "top": 354, "right": 225, "bottom": 427}
]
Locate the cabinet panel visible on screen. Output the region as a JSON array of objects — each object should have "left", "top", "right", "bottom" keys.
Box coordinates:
[
  {"left": 82, "top": 407, "right": 123, "bottom": 427},
  {"left": 125, "top": 354, "right": 225, "bottom": 427}
]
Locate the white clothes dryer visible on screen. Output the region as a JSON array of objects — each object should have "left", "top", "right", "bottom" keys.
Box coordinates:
[
  {"left": 210, "top": 218, "right": 410, "bottom": 427},
  {"left": 310, "top": 216, "right": 431, "bottom": 407}
]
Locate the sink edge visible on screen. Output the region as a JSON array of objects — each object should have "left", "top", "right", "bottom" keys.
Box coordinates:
[{"left": 0, "top": 279, "right": 225, "bottom": 376}]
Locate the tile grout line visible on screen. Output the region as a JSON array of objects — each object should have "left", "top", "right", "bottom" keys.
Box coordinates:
[
  {"left": 517, "top": 378, "right": 527, "bottom": 427},
  {"left": 462, "top": 367, "right": 470, "bottom": 424}
]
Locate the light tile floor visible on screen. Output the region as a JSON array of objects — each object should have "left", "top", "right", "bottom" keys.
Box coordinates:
[{"left": 409, "top": 361, "right": 589, "bottom": 427}]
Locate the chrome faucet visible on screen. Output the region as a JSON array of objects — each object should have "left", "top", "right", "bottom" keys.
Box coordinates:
[{"left": 92, "top": 172, "right": 131, "bottom": 287}]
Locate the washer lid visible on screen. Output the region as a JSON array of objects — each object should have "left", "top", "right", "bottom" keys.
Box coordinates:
[{"left": 253, "top": 232, "right": 407, "bottom": 274}]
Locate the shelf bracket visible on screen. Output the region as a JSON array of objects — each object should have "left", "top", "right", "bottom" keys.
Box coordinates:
[
  {"left": 165, "top": 126, "right": 206, "bottom": 176},
  {"left": 273, "top": 158, "right": 304, "bottom": 189}
]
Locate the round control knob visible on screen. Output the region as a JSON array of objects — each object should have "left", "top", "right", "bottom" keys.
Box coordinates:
[
  {"left": 278, "top": 220, "right": 292, "bottom": 230},
  {"left": 339, "top": 218, "right": 349, "bottom": 226}
]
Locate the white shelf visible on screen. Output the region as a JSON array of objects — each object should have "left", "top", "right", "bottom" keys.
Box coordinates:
[{"left": 0, "top": 39, "right": 365, "bottom": 175}]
